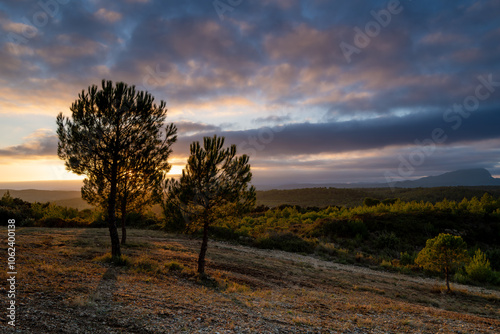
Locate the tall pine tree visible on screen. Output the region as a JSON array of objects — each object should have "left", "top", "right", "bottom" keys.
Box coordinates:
[{"left": 57, "top": 80, "right": 177, "bottom": 258}]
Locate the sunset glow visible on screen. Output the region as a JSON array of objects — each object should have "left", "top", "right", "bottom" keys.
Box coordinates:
[{"left": 1, "top": 1, "right": 499, "bottom": 189}]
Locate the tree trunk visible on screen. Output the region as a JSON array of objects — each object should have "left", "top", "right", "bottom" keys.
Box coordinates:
[
  {"left": 445, "top": 267, "right": 450, "bottom": 293},
  {"left": 120, "top": 199, "right": 127, "bottom": 245},
  {"left": 108, "top": 159, "right": 121, "bottom": 259},
  {"left": 197, "top": 219, "right": 209, "bottom": 275},
  {"left": 120, "top": 215, "right": 127, "bottom": 245},
  {"left": 109, "top": 221, "right": 121, "bottom": 258}
]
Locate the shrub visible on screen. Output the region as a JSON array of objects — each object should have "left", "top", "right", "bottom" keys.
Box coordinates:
[
  {"left": 35, "top": 217, "right": 66, "bottom": 227},
  {"left": 382, "top": 198, "right": 398, "bottom": 205},
  {"left": 374, "top": 232, "right": 400, "bottom": 250},
  {"left": 134, "top": 260, "right": 158, "bottom": 274},
  {"left": 20, "top": 218, "right": 36, "bottom": 227},
  {"left": 255, "top": 232, "right": 315, "bottom": 253},
  {"left": 165, "top": 261, "right": 184, "bottom": 272},
  {"left": 492, "top": 271, "right": 500, "bottom": 285},
  {"left": 399, "top": 251, "right": 417, "bottom": 266},
  {"left": 380, "top": 259, "right": 393, "bottom": 269},
  {"left": 315, "top": 242, "right": 338, "bottom": 258},
  {"left": 363, "top": 197, "right": 380, "bottom": 207},
  {"left": 253, "top": 205, "right": 270, "bottom": 213},
  {"left": 0, "top": 205, "right": 31, "bottom": 224},
  {"left": 93, "top": 253, "right": 131, "bottom": 267},
  {"left": 209, "top": 226, "right": 246, "bottom": 241},
  {"left": 349, "top": 219, "right": 369, "bottom": 239},
  {"left": 355, "top": 252, "right": 364, "bottom": 263},
  {"left": 161, "top": 201, "right": 187, "bottom": 232},
  {"left": 315, "top": 218, "right": 368, "bottom": 239},
  {"left": 485, "top": 249, "right": 500, "bottom": 271},
  {"left": 36, "top": 217, "right": 89, "bottom": 228},
  {"left": 465, "top": 249, "right": 493, "bottom": 283}
]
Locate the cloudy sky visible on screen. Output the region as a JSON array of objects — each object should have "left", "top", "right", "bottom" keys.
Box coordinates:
[{"left": 1, "top": 0, "right": 500, "bottom": 189}]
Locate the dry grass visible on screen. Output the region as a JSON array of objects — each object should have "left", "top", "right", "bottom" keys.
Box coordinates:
[{"left": 1, "top": 227, "right": 499, "bottom": 333}]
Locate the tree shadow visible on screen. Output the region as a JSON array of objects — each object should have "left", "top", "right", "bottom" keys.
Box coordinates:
[{"left": 88, "top": 267, "right": 119, "bottom": 312}]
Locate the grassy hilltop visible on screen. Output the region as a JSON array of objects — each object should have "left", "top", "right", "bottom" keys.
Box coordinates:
[
  {"left": 2, "top": 187, "right": 500, "bottom": 332},
  {"left": 1, "top": 227, "right": 499, "bottom": 333}
]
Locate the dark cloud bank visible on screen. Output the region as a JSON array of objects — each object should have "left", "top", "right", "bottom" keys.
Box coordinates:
[{"left": 1, "top": 0, "right": 499, "bottom": 184}]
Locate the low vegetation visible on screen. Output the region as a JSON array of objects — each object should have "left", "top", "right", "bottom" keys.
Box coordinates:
[
  {"left": 2, "top": 188, "right": 500, "bottom": 289},
  {"left": 1, "top": 228, "right": 499, "bottom": 332},
  {"left": 256, "top": 186, "right": 500, "bottom": 207}
]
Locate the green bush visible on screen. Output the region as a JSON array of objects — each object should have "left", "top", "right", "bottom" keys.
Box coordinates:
[
  {"left": 485, "top": 249, "right": 500, "bottom": 271},
  {"left": 492, "top": 271, "right": 500, "bottom": 285},
  {"left": 161, "top": 202, "right": 187, "bottom": 232},
  {"left": 382, "top": 198, "right": 398, "bottom": 205},
  {"left": 134, "top": 257, "right": 159, "bottom": 273},
  {"left": 349, "top": 219, "right": 369, "bottom": 239},
  {"left": 42, "top": 203, "right": 78, "bottom": 220},
  {"left": 465, "top": 249, "right": 493, "bottom": 283},
  {"left": 453, "top": 270, "right": 470, "bottom": 284},
  {"left": 315, "top": 218, "right": 368, "bottom": 239},
  {"left": 209, "top": 226, "right": 246, "bottom": 241},
  {"left": 363, "top": 197, "right": 380, "bottom": 207},
  {"left": 255, "top": 232, "right": 315, "bottom": 253},
  {"left": 315, "top": 242, "right": 338, "bottom": 258},
  {"left": 125, "top": 212, "right": 160, "bottom": 228},
  {"left": 380, "top": 259, "right": 393, "bottom": 269},
  {"left": 165, "top": 261, "right": 184, "bottom": 272},
  {"left": 399, "top": 251, "right": 417, "bottom": 266},
  {"left": 0, "top": 205, "right": 31, "bottom": 224},
  {"left": 374, "top": 232, "right": 400, "bottom": 250},
  {"left": 93, "top": 253, "right": 131, "bottom": 267},
  {"left": 35, "top": 217, "right": 89, "bottom": 228}
]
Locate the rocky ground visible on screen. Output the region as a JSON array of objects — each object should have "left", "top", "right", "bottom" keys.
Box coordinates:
[{"left": 0, "top": 227, "right": 499, "bottom": 333}]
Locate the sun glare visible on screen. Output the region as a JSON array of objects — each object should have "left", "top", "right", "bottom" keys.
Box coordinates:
[
  {"left": 0, "top": 159, "right": 85, "bottom": 182},
  {"left": 167, "top": 164, "right": 184, "bottom": 176}
]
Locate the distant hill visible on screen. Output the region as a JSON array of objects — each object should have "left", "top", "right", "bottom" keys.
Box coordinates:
[
  {"left": 0, "top": 189, "right": 92, "bottom": 210},
  {"left": 394, "top": 168, "right": 500, "bottom": 188},
  {"left": 255, "top": 168, "right": 500, "bottom": 190},
  {"left": 0, "top": 180, "right": 83, "bottom": 191},
  {"left": 3, "top": 185, "right": 500, "bottom": 210},
  {"left": 256, "top": 186, "right": 500, "bottom": 208},
  {"left": 2, "top": 169, "right": 500, "bottom": 209},
  {"left": 255, "top": 182, "right": 382, "bottom": 190}
]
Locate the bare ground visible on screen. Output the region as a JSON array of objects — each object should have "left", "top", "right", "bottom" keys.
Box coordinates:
[{"left": 0, "top": 227, "right": 499, "bottom": 333}]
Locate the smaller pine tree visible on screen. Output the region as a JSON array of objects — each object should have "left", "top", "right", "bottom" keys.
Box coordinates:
[
  {"left": 465, "top": 249, "right": 493, "bottom": 283},
  {"left": 415, "top": 233, "right": 469, "bottom": 292}
]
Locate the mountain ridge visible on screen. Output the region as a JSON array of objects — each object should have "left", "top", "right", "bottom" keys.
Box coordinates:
[
  {"left": 256, "top": 168, "right": 500, "bottom": 190},
  {"left": 394, "top": 168, "right": 500, "bottom": 188}
]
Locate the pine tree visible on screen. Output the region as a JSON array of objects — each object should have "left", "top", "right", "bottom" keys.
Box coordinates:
[
  {"left": 57, "top": 80, "right": 177, "bottom": 258},
  {"left": 415, "top": 233, "right": 469, "bottom": 292},
  {"left": 166, "top": 135, "right": 255, "bottom": 275}
]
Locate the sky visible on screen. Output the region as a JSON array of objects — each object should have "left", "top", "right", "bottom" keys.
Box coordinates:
[{"left": 1, "top": 0, "right": 500, "bottom": 190}]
